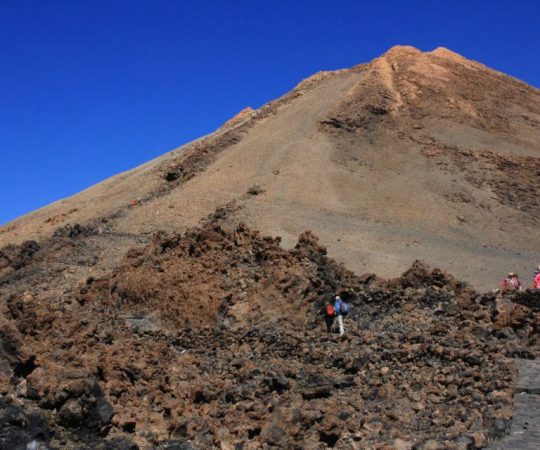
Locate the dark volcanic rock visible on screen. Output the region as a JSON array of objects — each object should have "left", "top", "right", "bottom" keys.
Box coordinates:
[
  {"left": 0, "top": 212, "right": 539, "bottom": 449},
  {"left": 0, "top": 315, "right": 35, "bottom": 381},
  {"left": 0, "top": 396, "right": 51, "bottom": 450}
]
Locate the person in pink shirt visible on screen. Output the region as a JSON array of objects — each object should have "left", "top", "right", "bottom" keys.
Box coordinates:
[
  {"left": 533, "top": 266, "right": 540, "bottom": 290},
  {"left": 501, "top": 272, "right": 522, "bottom": 291}
]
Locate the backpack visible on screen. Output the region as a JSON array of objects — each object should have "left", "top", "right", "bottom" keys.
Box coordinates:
[
  {"left": 325, "top": 304, "right": 336, "bottom": 317},
  {"left": 501, "top": 278, "right": 515, "bottom": 290},
  {"left": 341, "top": 302, "right": 352, "bottom": 316}
]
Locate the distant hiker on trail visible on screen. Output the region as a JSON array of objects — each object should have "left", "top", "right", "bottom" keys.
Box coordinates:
[
  {"left": 322, "top": 297, "right": 337, "bottom": 333},
  {"left": 532, "top": 266, "right": 540, "bottom": 290},
  {"left": 501, "top": 272, "right": 522, "bottom": 292},
  {"left": 322, "top": 295, "right": 352, "bottom": 335},
  {"left": 334, "top": 295, "right": 345, "bottom": 336}
]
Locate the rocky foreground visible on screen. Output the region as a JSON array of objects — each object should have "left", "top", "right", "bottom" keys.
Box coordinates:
[{"left": 1, "top": 208, "right": 540, "bottom": 449}]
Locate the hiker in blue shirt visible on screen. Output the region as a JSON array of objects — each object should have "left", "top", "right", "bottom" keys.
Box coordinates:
[{"left": 334, "top": 295, "right": 345, "bottom": 335}]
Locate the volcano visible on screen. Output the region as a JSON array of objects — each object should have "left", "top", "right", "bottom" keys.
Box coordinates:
[
  {"left": 1, "top": 46, "right": 540, "bottom": 449},
  {"left": 1, "top": 45, "right": 539, "bottom": 290}
]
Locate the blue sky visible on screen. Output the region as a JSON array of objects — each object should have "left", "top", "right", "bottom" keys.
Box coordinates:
[{"left": 1, "top": 0, "right": 539, "bottom": 225}]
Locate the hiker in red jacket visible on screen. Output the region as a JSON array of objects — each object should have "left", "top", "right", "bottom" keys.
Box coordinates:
[{"left": 322, "top": 297, "right": 337, "bottom": 333}]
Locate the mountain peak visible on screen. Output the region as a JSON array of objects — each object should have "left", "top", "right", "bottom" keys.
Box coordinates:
[
  {"left": 429, "top": 46, "right": 469, "bottom": 62},
  {"left": 381, "top": 45, "right": 423, "bottom": 58},
  {"left": 379, "top": 45, "right": 470, "bottom": 65}
]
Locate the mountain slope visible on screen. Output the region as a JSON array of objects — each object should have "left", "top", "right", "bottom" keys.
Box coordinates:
[
  {"left": 1, "top": 46, "right": 539, "bottom": 289},
  {"left": 2, "top": 46, "right": 540, "bottom": 449}
]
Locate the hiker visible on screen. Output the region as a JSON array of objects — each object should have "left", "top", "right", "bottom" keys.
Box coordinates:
[
  {"left": 322, "top": 294, "right": 352, "bottom": 334},
  {"left": 501, "top": 272, "right": 522, "bottom": 291},
  {"left": 532, "top": 266, "right": 540, "bottom": 290},
  {"left": 322, "top": 297, "right": 337, "bottom": 333},
  {"left": 334, "top": 295, "right": 345, "bottom": 335}
]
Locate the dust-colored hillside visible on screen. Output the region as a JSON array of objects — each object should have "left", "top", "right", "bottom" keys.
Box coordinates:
[{"left": 1, "top": 46, "right": 538, "bottom": 290}]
